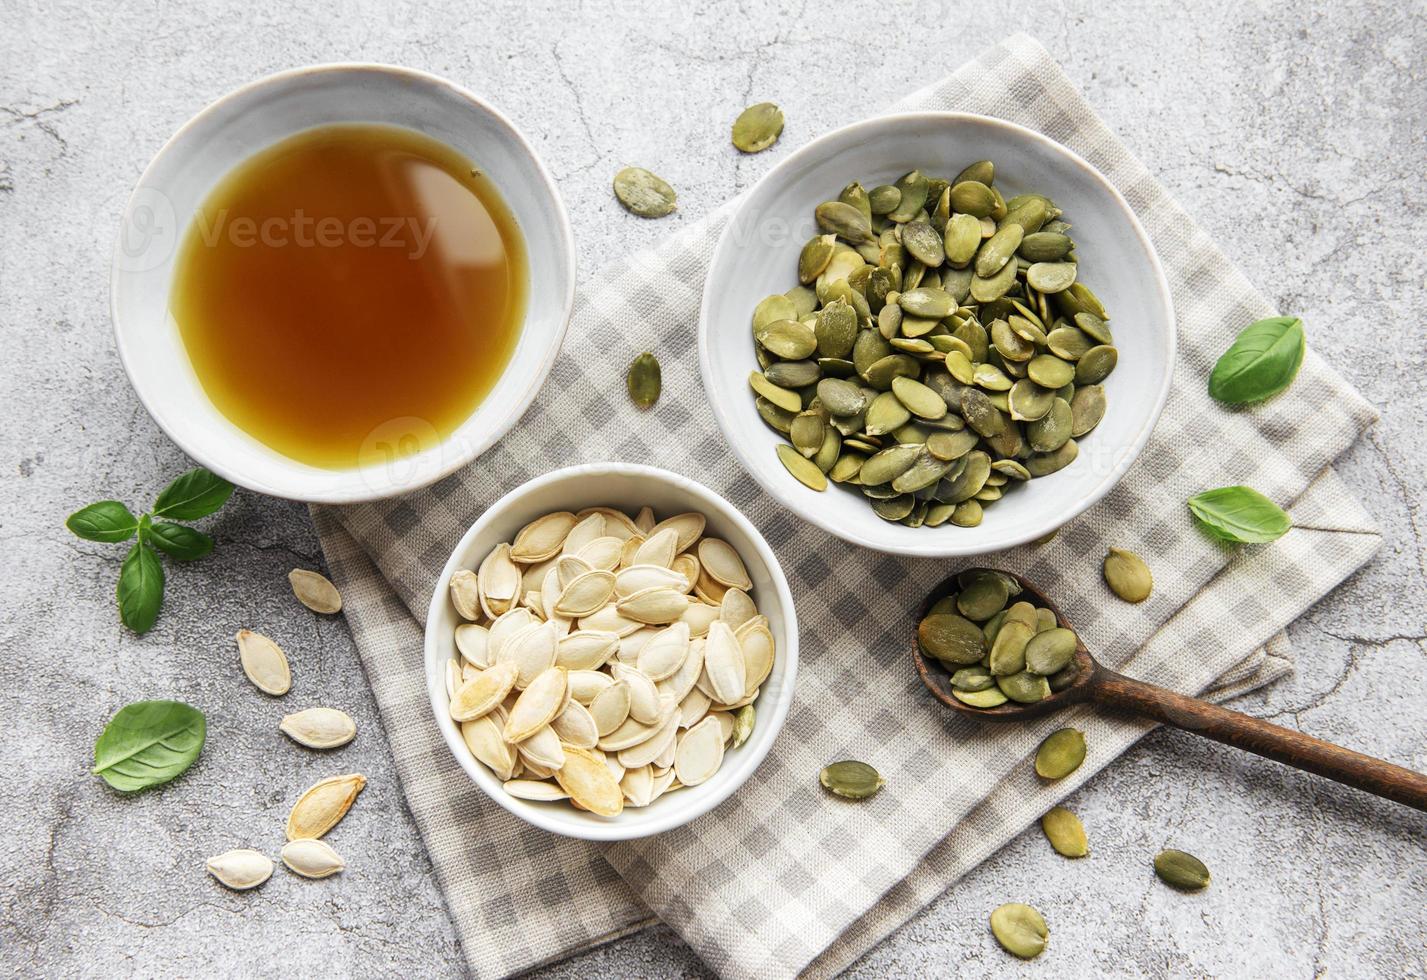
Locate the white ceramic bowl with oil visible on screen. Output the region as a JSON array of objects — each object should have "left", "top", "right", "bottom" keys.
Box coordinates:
[
  {"left": 110, "top": 64, "right": 575, "bottom": 503},
  {"left": 698, "top": 112, "right": 1175, "bottom": 557},
  {"left": 424, "top": 463, "right": 799, "bottom": 841}
]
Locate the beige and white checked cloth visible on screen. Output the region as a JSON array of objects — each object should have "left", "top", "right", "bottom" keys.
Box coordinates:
[{"left": 311, "top": 34, "right": 1380, "bottom": 979}]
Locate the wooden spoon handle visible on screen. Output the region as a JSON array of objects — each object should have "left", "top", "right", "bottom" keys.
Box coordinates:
[{"left": 1089, "top": 670, "right": 1427, "bottom": 811}]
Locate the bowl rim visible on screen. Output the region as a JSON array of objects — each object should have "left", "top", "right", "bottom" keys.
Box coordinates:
[
  {"left": 697, "top": 110, "right": 1176, "bottom": 557},
  {"left": 109, "top": 62, "right": 577, "bottom": 504},
  {"left": 422, "top": 461, "right": 801, "bottom": 841}
]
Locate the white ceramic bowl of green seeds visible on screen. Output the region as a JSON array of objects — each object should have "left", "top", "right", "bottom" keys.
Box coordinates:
[
  {"left": 424, "top": 463, "right": 799, "bottom": 841},
  {"left": 698, "top": 112, "right": 1175, "bottom": 557}
]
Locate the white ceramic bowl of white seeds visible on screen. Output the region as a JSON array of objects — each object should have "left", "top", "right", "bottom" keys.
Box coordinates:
[{"left": 425, "top": 463, "right": 799, "bottom": 840}]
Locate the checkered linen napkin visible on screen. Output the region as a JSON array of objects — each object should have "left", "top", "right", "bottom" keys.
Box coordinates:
[{"left": 311, "top": 34, "right": 1380, "bottom": 979}]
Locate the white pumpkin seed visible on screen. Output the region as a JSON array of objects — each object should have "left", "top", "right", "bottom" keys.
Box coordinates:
[
  {"left": 555, "top": 629, "right": 619, "bottom": 671},
  {"left": 554, "top": 747, "right": 624, "bottom": 816},
  {"left": 610, "top": 663, "right": 662, "bottom": 725},
  {"left": 719, "top": 587, "right": 757, "bottom": 627},
  {"left": 462, "top": 713, "right": 517, "bottom": 779},
  {"left": 448, "top": 569, "right": 482, "bottom": 621},
  {"left": 281, "top": 838, "right": 345, "bottom": 879},
  {"left": 697, "top": 539, "right": 752, "bottom": 590},
  {"left": 206, "top": 848, "right": 273, "bottom": 890},
  {"left": 504, "top": 667, "right": 568, "bottom": 742},
  {"left": 286, "top": 773, "right": 365, "bottom": 840},
  {"left": 617, "top": 711, "right": 679, "bottom": 769},
  {"left": 494, "top": 621, "right": 558, "bottom": 689},
  {"left": 511, "top": 511, "right": 576, "bottom": 562},
  {"left": 579, "top": 603, "right": 643, "bottom": 637},
  {"left": 450, "top": 660, "right": 519, "bottom": 721},
  {"left": 648, "top": 512, "right": 706, "bottom": 553},
  {"left": 455, "top": 623, "right": 491, "bottom": 667},
  {"left": 739, "top": 623, "right": 776, "bottom": 698},
  {"left": 236, "top": 629, "right": 291, "bottom": 696},
  {"left": 657, "top": 635, "right": 706, "bottom": 703},
  {"left": 634, "top": 506, "right": 656, "bottom": 533},
  {"left": 550, "top": 698, "right": 599, "bottom": 749},
  {"left": 620, "top": 763, "right": 655, "bottom": 807},
  {"left": 279, "top": 707, "right": 356, "bottom": 749},
  {"left": 636, "top": 622, "right": 691, "bottom": 681},
  {"left": 677, "top": 687, "right": 712, "bottom": 728},
  {"left": 567, "top": 669, "right": 614, "bottom": 703},
  {"left": 288, "top": 569, "right": 342, "bottom": 614},
  {"left": 555, "top": 570, "right": 617, "bottom": 618},
  {"left": 681, "top": 601, "right": 722, "bottom": 637},
  {"left": 617, "top": 587, "right": 689, "bottom": 624},
  {"left": 576, "top": 536, "right": 625, "bottom": 571},
  {"left": 632, "top": 528, "right": 679, "bottom": 568},
  {"left": 703, "top": 622, "right": 747, "bottom": 705},
  {"left": 615, "top": 564, "right": 690, "bottom": 598},
  {"left": 589, "top": 680, "right": 633, "bottom": 736},
  {"left": 487, "top": 608, "right": 535, "bottom": 660},
  {"left": 674, "top": 716, "right": 725, "bottom": 787},
  {"left": 517, "top": 725, "right": 566, "bottom": 770},
  {"left": 477, "top": 543, "right": 521, "bottom": 618},
  {"left": 503, "top": 779, "right": 569, "bottom": 802}
]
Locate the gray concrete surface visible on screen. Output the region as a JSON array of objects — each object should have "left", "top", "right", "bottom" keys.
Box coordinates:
[{"left": 3, "top": 0, "right": 1424, "bottom": 976}]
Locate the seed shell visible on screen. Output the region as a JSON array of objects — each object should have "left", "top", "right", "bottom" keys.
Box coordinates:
[
  {"left": 236, "top": 629, "right": 291, "bottom": 696},
  {"left": 281, "top": 838, "right": 346, "bottom": 879},
  {"left": 286, "top": 773, "right": 366, "bottom": 840},
  {"left": 279, "top": 707, "right": 357, "bottom": 749},
  {"left": 613, "top": 166, "right": 676, "bottom": 218},
  {"left": 288, "top": 569, "right": 342, "bottom": 614},
  {"left": 731, "top": 102, "right": 784, "bottom": 153},
  {"left": 206, "top": 849, "right": 273, "bottom": 891}
]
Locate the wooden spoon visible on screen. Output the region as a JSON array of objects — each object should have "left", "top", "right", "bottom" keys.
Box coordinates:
[{"left": 913, "top": 568, "right": 1427, "bottom": 811}]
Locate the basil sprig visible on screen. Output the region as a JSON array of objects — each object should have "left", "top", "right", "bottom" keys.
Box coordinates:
[
  {"left": 1208, "top": 316, "right": 1306, "bottom": 405},
  {"left": 93, "top": 700, "right": 206, "bottom": 792},
  {"left": 1187, "top": 486, "right": 1291, "bottom": 544},
  {"left": 66, "top": 467, "right": 233, "bottom": 633}
]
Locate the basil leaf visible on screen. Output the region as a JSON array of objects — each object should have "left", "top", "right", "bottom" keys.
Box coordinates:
[
  {"left": 117, "top": 541, "right": 165, "bottom": 633},
  {"left": 1187, "top": 486, "right": 1291, "bottom": 543},
  {"left": 1208, "top": 316, "right": 1305, "bottom": 405},
  {"left": 93, "top": 700, "right": 206, "bottom": 792},
  {"left": 66, "top": 500, "right": 139, "bottom": 542},
  {"left": 148, "top": 522, "right": 214, "bottom": 561},
  {"left": 152, "top": 467, "right": 235, "bottom": 520}
]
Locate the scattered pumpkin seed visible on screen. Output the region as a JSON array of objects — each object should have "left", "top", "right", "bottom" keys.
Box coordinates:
[
  {"left": 1103, "top": 547, "right": 1153, "bottom": 603},
  {"left": 627, "top": 352, "right": 661, "bottom": 409},
  {"left": 990, "top": 902, "right": 1049, "bottom": 959},
  {"left": 1154, "top": 848, "right": 1211, "bottom": 890},
  {"left": 731, "top": 102, "right": 784, "bottom": 153},
  {"left": 206, "top": 849, "right": 274, "bottom": 891},
  {"left": 819, "top": 760, "right": 885, "bottom": 800},
  {"left": 1040, "top": 806, "right": 1088, "bottom": 857},
  {"left": 1034, "top": 728, "right": 1086, "bottom": 779},
  {"left": 289, "top": 569, "right": 342, "bottom": 614},
  {"left": 613, "top": 166, "right": 676, "bottom": 218}
]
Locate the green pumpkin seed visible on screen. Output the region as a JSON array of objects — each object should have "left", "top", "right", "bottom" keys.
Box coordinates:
[
  {"left": 1026, "top": 261, "right": 1077, "bottom": 293},
  {"left": 863, "top": 353, "right": 920, "bottom": 390},
  {"left": 748, "top": 372, "right": 803, "bottom": 414},
  {"left": 1154, "top": 849, "right": 1211, "bottom": 890},
  {"left": 974, "top": 224, "right": 1023, "bottom": 278},
  {"left": 972, "top": 362, "right": 1013, "bottom": 392},
  {"left": 816, "top": 377, "right": 867, "bottom": 416},
  {"left": 1103, "top": 547, "right": 1153, "bottom": 603},
  {"left": 1074, "top": 311, "right": 1113, "bottom": 344},
  {"left": 815, "top": 201, "right": 874, "bottom": 244},
  {"left": 731, "top": 101, "right": 784, "bottom": 153},
  {"left": 798, "top": 235, "right": 836, "bottom": 284},
  {"left": 1034, "top": 727, "right": 1086, "bottom": 779},
  {"left": 864, "top": 391, "right": 912, "bottom": 436},
  {"left": 950, "top": 180, "right": 997, "bottom": 217},
  {"left": 756, "top": 396, "right": 795, "bottom": 433},
  {"left": 1026, "top": 399, "right": 1073, "bottom": 453},
  {"left": 789, "top": 411, "right": 827, "bottom": 458},
  {"left": 891, "top": 450, "right": 953, "bottom": 493},
  {"left": 819, "top": 760, "right": 885, "bottom": 800},
  {"left": 1069, "top": 384, "right": 1106, "bottom": 436},
  {"left": 1024, "top": 438, "right": 1078, "bottom": 477},
  {"left": 898, "top": 287, "right": 954, "bottom": 319},
  {"left": 756, "top": 318, "right": 818, "bottom": 360},
  {"left": 1007, "top": 380, "right": 1055, "bottom": 422},
  {"left": 926, "top": 429, "right": 978, "bottom": 461},
  {"left": 1056, "top": 281, "right": 1108, "bottom": 320},
  {"left": 1040, "top": 806, "right": 1088, "bottom": 857},
  {"left": 891, "top": 376, "right": 948, "bottom": 420},
  {"left": 868, "top": 184, "right": 901, "bottom": 215},
  {"left": 814, "top": 300, "right": 858, "bottom": 358},
  {"left": 870, "top": 494, "right": 915, "bottom": 521},
  {"left": 1048, "top": 662, "right": 1080, "bottom": 691},
  {"left": 828, "top": 453, "right": 865, "bottom": 483},
  {"left": 953, "top": 686, "right": 1008, "bottom": 708},
  {"left": 753, "top": 293, "right": 798, "bottom": 330},
  {"left": 990, "top": 903, "right": 1048, "bottom": 960},
  {"left": 969, "top": 255, "right": 1019, "bottom": 302},
  {"left": 765, "top": 359, "right": 820, "bottom": 389},
  {"left": 626, "top": 352, "right": 661, "bottom": 409},
  {"left": 888, "top": 171, "right": 929, "bottom": 223},
  {"left": 1019, "top": 231, "right": 1073, "bottom": 262},
  {"left": 859, "top": 444, "right": 920, "bottom": 485},
  {"left": 1076, "top": 345, "right": 1118, "bottom": 384},
  {"left": 1046, "top": 324, "right": 1094, "bottom": 360},
  {"left": 949, "top": 666, "right": 994, "bottom": 691},
  {"left": 954, "top": 159, "right": 994, "bottom": 185},
  {"left": 776, "top": 444, "right": 827, "bottom": 491},
  {"left": 941, "top": 212, "right": 982, "bottom": 269},
  {"left": 901, "top": 219, "right": 945, "bottom": 267},
  {"left": 1024, "top": 628, "right": 1077, "bottom": 675},
  {"left": 956, "top": 575, "right": 1008, "bottom": 621},
  {"left": 613, "top": 166, "right": 677, "bottom": 218},
  {"left": 997, "top": 670, "right": 1050, "bottom": 703},
  {"left": 919, "top": 612, "right": 987, "bottom": 665},
  {"left": 838, "top": 181, "right": 872, "bottom": 221},
  {"left": 1026, "top": 354, "right": 1075, "bottom": 389}
]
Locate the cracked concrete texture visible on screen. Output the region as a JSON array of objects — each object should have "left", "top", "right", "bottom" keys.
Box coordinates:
[{"left": 2, "top": 0, "right": 1424, "bottom": 976}]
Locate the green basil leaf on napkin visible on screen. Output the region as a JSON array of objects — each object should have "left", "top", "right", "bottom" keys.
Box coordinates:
[
  {"left": 152, "top": 467, "right": 235, "bottom": 520},
  {"left": 93, "top": 699, "right": 206, "bottom": 792},
  {"left": 116, "top": 540, "right": 165, "bottom": 633},
  {"left": 1208, "top": 316, "right": 1305, "bottom": 405},
  {"left": 147, "top": 522, "right": 214, "bottom": 561},
  {"left": 65, "top": 500, "right": 139, "bottom": 542},
  {"left": 1187, "top": 486, "right": 1291, "bottom": 543}
]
